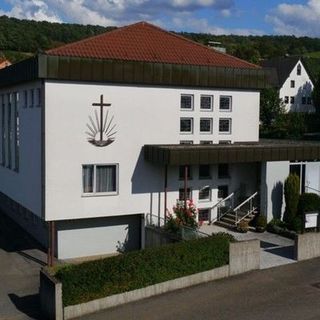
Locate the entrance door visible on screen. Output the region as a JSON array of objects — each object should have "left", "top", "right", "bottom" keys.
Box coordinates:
[{"left": 290, "top": 162, "right": 306, "bottom": 193}]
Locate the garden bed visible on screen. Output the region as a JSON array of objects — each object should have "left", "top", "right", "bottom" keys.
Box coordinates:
[{"left": 53, "top": 233, "right": 234, "bottom": 307}]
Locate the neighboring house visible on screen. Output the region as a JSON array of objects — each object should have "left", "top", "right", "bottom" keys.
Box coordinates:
[
  {"left": 262, "top": 57, "right": 315, "bottom": 113},
  {"left": 0, "top": 58, "right": 11, "bottom": 70},
  {"left": 0, "top": 22, "right": 319, "bottom": 260}
]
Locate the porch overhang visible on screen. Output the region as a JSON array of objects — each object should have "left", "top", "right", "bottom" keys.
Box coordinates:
[{"left": 144, "top": 139, "right": 320, "bottom": 165}]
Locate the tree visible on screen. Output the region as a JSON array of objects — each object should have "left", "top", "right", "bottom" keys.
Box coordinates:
[
  {"left": 260, "top": 88, "right": 285, "bottom": 128},
  {"left": 284, "top": 174, "right": 300, "bottom": 226},
  {"left": 312, "top": 72, "right": 320, "bottom": 114}
]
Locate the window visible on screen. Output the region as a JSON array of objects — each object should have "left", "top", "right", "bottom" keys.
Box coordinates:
[
  {"left": 290, "top": 96, "right": 295, "bottom": 104},
  {"left": 199, "top": 165, "right": 211, "bottom": 179},
  {"left": 82, "top": 164, "right": 118, "bottom": 194},
  {"left": 180, "top": 94, "right": 193, "bottom": 110},
  {"left": 307, "top": 97, "right": 312, "bottom": 105},
  {"left": 200, "top": 95, "right": 213, "bottom": 111},
  {"left": 290, "top": 80, "right": 295, "bottom": 88},
  {"left": 29, "top": 89, "right": 34, "bottom": 108},
  {"left": 297, "top": 64, "right": 301, "bottom": 76},
  {"left": 198, "top": 208, "right": 210, "bottom": 222},
  {"left": 219, "top": 118, "right": 231, "bottom": 134},
  {"left": 179, "top": 188, "right": 192, "bottom": 201},
  {"left": 219, "top": 96, "right": 232, "bottom": 111},
  {"left": 23, "top": 90, "right": 28, "bottom": 109},
  {"left": 180, "top": 118, "right": 193, "bottom": 133},
  {"left": 180, "top": 140, "right": 193, "bottom": 145},
  {"left": 219, "top": 140, "right": 231, "bottom": 144},
  {"left": 218, "top": 164, "right": 229, "bottom": 179},
  {"left": 200, "top": 118, "right": 212, "bottom": 133},
  {"left": 199, "top": 186, "right": 211, "bottom": 201},
  {"left": 218, "top": 185, "right": 229, "bottom": 199},
  {"left": 284, "top": 96, "right": 289, "bottom": 104},
  {"left": 200, "top": 140, "right": 213, "bottom": 145},
  {"left": 179, "top": 165, "right": 192, "bottom": 180},
  {"left": 36, "top": 88, "right": 41, "bottom": 108},
  {"left": 302, "top": 97, "right": 306, "bottom": 105}
]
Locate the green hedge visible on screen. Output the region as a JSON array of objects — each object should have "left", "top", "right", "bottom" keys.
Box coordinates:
[{"left": 54, "top": 233, "right": 234, "bottom": 306}]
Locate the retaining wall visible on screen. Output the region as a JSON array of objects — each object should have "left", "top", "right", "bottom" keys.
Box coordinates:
[{"left": 295, "top": 232, "right": 320, "bottom": 261}]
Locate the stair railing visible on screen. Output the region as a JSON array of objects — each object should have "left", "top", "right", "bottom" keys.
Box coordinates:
[
  {"left": 305, "top": 185, "right": 320, "bottom": 195},
  {"left": 234, "top": 192, "right": 258, "bottom": 225},
  {"left": 209, "top": 192, "right": 234, "bottom": 224}
]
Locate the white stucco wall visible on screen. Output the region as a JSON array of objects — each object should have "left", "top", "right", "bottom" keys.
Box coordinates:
[
  {"left": 260, "top": 161, "right": 290, "bottom": 221},
  {"left": 0, "top": 81, "right": 42, "bottom": 217},
  {"left": 279, "top": 60, "right": 314, "bottom": 113},
  {"left": 45, "top": 81, "right": 260, "bottom": 221}
]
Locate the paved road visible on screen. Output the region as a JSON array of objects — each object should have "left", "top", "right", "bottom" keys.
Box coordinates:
[
  {"left": 77, "top": 257, "right": 320, "bottom": 320},
  {"left": 0, "top": 211, "right": 46, "bottom": 320}
]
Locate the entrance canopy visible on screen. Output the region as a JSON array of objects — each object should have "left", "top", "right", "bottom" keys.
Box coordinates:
[{"left": 144, "top": 140, "right": 320, "bottom": 165}]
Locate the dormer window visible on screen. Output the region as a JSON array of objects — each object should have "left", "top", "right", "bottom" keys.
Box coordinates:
[{"left": 297, "top": 64, "right": 301, "bottom": 76}]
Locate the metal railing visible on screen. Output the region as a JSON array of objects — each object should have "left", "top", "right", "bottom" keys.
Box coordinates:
[
  {"left": 234, "top": 192, "right": 258, "bottom": 225},
  {"left": 305, "top": 185, "right": 320, "bottom": 195},
  {"left": 145, "top": 213, "right": 209, "bottom": 240},
  {"left": 209, "top": 192, "right": 235, "bottom": 224}
]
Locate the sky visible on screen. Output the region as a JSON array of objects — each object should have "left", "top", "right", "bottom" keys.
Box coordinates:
[{"left": 0, "top": 0, "right": 319, "bottom": 37}]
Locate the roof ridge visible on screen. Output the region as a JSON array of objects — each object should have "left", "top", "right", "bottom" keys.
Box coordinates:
[{"left": 136, "top": 22, "right": 259, "bottom": 69}]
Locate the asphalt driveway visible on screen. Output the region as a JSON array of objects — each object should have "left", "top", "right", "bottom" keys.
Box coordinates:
[{"left": 0, "top": 211, "right": 47, "bottom": 320}]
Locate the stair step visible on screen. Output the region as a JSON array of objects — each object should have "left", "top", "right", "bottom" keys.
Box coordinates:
[
  {"left": 220, "top": 217, "right": 237, "bottom": 225},
  {"left": 214, "top": 220, "right": 236, "bottom": 230}
]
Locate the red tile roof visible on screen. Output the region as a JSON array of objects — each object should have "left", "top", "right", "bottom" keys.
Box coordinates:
[{"left": 47, "top": 22, "right": 258, "bottom": 69}]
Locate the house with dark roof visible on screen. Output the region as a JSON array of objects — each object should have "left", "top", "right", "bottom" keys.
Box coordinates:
[
  {"left": 0, "top": 22, "right": 319, "bottom": 261},
  {"left": 262, "top": 57, "right": 314, "bottom": 112}
]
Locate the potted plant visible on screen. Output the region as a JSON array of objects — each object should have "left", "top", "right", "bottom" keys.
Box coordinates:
[
  {"left": 237, "top": 220, "right": 249, "bottom": 233},
  {"left": 255, "top": 214, "right": 267, "bottom": 233}
]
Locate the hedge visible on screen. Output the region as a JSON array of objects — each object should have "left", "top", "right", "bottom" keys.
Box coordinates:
[{"left": 54, "top": 233, "right": 234, "bottom": 306}]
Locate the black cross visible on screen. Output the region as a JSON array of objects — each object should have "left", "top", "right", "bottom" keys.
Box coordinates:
[{"left": 92, "top": 95, "right": 111, "bottom": 142}]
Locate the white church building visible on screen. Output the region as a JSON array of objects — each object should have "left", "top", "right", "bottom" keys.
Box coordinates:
[
  {"left": 0, "top": 22, "right": 320, "bottom": 260},
  {"left": 262, "top": 57, "right": 315, "bottom": 113}
]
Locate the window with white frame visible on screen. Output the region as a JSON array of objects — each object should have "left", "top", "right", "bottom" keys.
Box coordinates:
[
  {"left": 82, "top": 164, "right": 118, "bottom": 195},
  {"left": 180, "top": 94, "right": 193, "bottom": 110},
  {"left": 219, "top": 118, "right": 232, "bottom": 134},
  {"left": 180, "top": 140, "right": 193, "bottom": 145},
  {"left": 219, "top": 96, "right": 232, "bottom": 111},
  {"left": 290, "top": 80, "right": 295, "bottom": 88},
  {"left": 179, "top": 188, "right": 192, "bottom": 201},
  {"left": 199, "top": 186, "right": 211, "bottom": 201},
  {"left": 290, "top": 96, "right": 295, "bottom": 104},
  {"left": 200, "top": 140, "right": 213, "bottom": 145},
  {"left": 284, "top": 96, "right": 289, "bottom": 104},
  {"left": 200, "top": 95, "right": 213, "bottom": 111},
  {"left": 200, "top": 118, "right": 212, "bottom": 133},
  {"left": 180, "top": 118, "right": 193, "bottom": 133}
]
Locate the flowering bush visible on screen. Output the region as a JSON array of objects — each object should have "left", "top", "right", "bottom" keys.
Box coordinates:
[{"left": 166, "top": 200, "right": 199, "bottom": 233}]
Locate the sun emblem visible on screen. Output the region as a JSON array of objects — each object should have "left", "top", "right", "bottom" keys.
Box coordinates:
[{"left": 86, "top": 95, "right": 117, "bottom": 147}]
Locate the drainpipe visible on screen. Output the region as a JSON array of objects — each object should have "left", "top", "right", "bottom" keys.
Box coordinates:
[
  {"left": 184, "top": 165, "right": 188, "bottom": 209},
  {"left": 164, "top": 165, "right": 168, "bottom": 222}
]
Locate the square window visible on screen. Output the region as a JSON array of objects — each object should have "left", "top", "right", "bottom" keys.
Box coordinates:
[
  {"left": 200, "top": 95, "right": 213, "bottom": 110},
  {"left": 284, "top": 96, "right": 289, "bottom": 104},
  {"left": 200, "top": 140, "right": 213, "bottom": 145},
  {"left": 198, "top": 208, "right": 210, "bottom": 222},
  {"left": 291, "top": 80, "right": 295, "bottom": 88},
  {"left": 179, "top": 165, "right": 192, "bottom": 180},
  {"left": 290, "top": 96, "right": 295, "bottom": 104},
  {"left": 200, "top": 118, "right": 212, "bottom": 133},
  {"left": 199, "top": 165, "right": 211, "bottom": 179},
  {"left": 219, "top": 118, "right": 231, "bottom": 134},
  {"left": 218, "top": 185, "right": 229, "bottom": 199},
  {"left": 180, "top": 94, "right": 193, "bottom": 110},
  {"left": 302, "top": 97, "right": 306, "bottom": 105},
  {"left": 180, "top": 118, "right": 193, "bottom": 133},
  {"left": 199, "top": 186, "right": 211, "bottom": 201},
  {"left": 180, "top": 140, "right": 193, "bottom": 145},
  {"left": 83, "top": 164, "right": 118, "bottom": 194},
  {"left": 219, "top": 96, "right": 232, "bottom": 111},
  {"left": 179, "top": 188, "right": 192, "bottom": 201},
  {"left": 218, "top": 164, "right": 229, "bottom": 179}
]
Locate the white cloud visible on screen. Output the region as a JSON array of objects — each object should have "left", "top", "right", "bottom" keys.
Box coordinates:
[{"left": 266, "top": 0, "right": 320, "bottom": 36}]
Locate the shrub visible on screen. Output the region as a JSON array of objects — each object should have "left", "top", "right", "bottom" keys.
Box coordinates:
[
  {"left": 54, "top": 233, "right": 234, "bottom": 306},
  {"left": 284, "top": 174, "right": 300, "bottom": 225},
  {"left": 291, "top": 216, "right": 303, "bottom": 233},
  {"left": 255, "top": 214, "right": 267, "bottom": 232},
  {"left": 298, "top": 193, "right": 320, "bottom": 216}
]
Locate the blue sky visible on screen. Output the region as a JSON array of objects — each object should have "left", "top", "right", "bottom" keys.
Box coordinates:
[{"left": 0, "top": 0, "right": 318, "bottom": 37}]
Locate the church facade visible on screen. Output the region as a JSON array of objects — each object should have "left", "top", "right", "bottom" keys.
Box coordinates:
[{"left": 0, "top": 22, "right": 320, "bottom": 260}]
